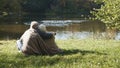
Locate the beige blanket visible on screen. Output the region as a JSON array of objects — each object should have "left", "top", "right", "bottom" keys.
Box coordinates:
[{"left": 20, "top": 29, "right": 61, "bottom": 55}]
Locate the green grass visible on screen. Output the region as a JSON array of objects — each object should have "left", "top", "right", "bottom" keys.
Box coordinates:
[{"left": 0, "top": 39, "right": 120, "bottom": 68}]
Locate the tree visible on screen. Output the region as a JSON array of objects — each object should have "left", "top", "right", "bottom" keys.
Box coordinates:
[
  {"left": 91, "top": 0, "right": 120, "bottom": 39},
  {"left": 0, "top": 0, "right": 22, "bottom": 23},
  {"left": 91, "top": 0, "right": 120, "bottom": 30},
  {"left": 47, "top": 0, "right": 100, "bottom": 19},
  {"left": 0, "top": 0, "right": 21, "bottom": 15}
]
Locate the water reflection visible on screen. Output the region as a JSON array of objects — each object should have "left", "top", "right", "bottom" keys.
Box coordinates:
[
  {"left": 115, "top": 32, "right": 120, "bottom": 40},
  {"left": 55, "top": 31, "right": 120, "bottom": 40},
  {"left": 55, "top": 31, "right": 92, "bottom": 40}
]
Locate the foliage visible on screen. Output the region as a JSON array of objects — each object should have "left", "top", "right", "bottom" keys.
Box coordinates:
[
  {"left": 0, "top": 0, "right": 101, "bottom": 22},
  {"left": 0, "top": 0, "right": 22, "bottom": 23},
  {"left": 46, "top": 0, "right": 100, "bottom": 19},
  {"left": 0, "top": 39, "right": 120, "bottom": 68},
  {"left": 0, "top": 0, "right": 21, "bottom": 15},
  {"left": 21, "top": 0, "right": 52, "bottom": 13},
  {"left": 91, "top": 0, "right": 120, "bottom": 30}
]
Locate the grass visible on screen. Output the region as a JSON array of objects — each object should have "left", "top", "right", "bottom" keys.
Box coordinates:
[{"left": 0, "top": 39, "right": 120, "bottom": 68}]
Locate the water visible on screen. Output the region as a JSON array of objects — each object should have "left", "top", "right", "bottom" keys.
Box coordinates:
[
  {"left": 0, "top": 20, "right": 120, "bottom": 40},
  {"left": 55, "top": 31, "right": 92, "bottom": 40}
]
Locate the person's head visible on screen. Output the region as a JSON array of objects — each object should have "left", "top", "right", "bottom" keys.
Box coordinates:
[
  {"left": 30, "top": 21, "right": 39, "bottom": 29},
  {"left": 38, "top": 24, "right": 47, "bottom": 32}
]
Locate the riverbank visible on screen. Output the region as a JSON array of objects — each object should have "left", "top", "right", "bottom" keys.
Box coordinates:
[{"left": 0, "top": 39, "right": 120, "bottom": 68}]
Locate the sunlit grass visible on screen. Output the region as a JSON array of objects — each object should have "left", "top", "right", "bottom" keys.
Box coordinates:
[{"left": 0, "top": 39, "right": 120, "bottom": 68}]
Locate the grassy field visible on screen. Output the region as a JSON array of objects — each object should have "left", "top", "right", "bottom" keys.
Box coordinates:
[{"left": 0, "top": 39, "right": 120, "bottom": 68}]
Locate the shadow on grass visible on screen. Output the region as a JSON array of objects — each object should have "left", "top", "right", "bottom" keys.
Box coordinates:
[
  {"left": 0, "top": 43, "right": 3, "bottom": 45},
  {"left": 0, "top": 49, "right": 107, "bottom": 68},
  {"left": 58, "top": 49, "right": 107, "bottom": 56}
]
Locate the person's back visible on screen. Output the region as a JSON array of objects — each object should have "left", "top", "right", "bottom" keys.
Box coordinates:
[
  {"left": 21, "top": 29, "right": 50, "bottom": 55},
  {"left": 18, "top": 21, "right": 50, "bottom": 55},
  {"left": 17, "top": 21, "right": 62, "bottom": 56},
  {"left": 38, "top": 24, "right": 62, "bottom": 54}
]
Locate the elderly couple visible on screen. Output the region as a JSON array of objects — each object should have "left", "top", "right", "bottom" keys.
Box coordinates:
[{"left": 16, "top": 21, "right": 62, "bottom": 56}]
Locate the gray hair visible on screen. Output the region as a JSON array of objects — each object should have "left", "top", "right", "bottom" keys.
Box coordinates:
[
  {"left": 38, "top": 24, "right": 47, "bottom": 32},
  {"left": 30, "top": 21, "right": 39, "bottom": 29}
]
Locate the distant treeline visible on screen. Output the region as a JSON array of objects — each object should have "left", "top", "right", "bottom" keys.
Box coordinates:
[{"left": 0, "top": 0, "right": 102, "bottom": 23}]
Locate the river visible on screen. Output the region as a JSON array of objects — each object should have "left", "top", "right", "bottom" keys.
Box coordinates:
[{"left": 0, "top": 20, "right": 120, "bottom": 40}]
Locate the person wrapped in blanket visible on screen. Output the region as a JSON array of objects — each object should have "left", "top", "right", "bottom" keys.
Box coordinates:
[{"left": 16, "top": 21, "right": 62, "bottom": 56}]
